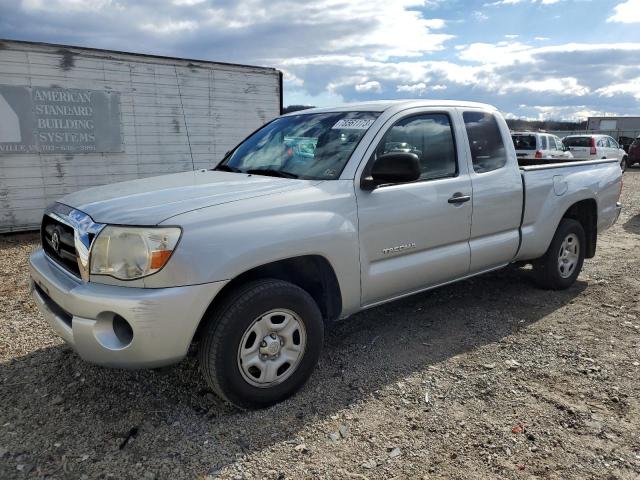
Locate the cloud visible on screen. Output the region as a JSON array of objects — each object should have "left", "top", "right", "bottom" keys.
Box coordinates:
[
  {"left": 396, "top": 82, "right": 446, "bottom": 94},
  {"left": 485, "top": 0, "right": 525, "bottom": 5},
  {"left": 597, "top": 78, "right": 640, "bottom": 100},
  {"left": 473, "top": 11, "right": 489, "bottom": 21},
  {"left": 608, "top": 0, "right": 640, "bottom": 23},
  {"left": 281, "top": 39, "right": 640, "bottom": 119},
  {"left": 355, "top": 81, "right": 382, "bottom": 93},
  {"left": 21, "top": 0, "right": 113, "bottom": 11},
  {"left": 197, "top": 0, "right": 453, "bottom": 61},
  {"left": 521, "top": 105, "right": 619, "bottom": 122},
  {"left": 485, "top": 0, "right": 567, "bottom": 5},
  {"left": 140, "top": 20, "right": 197, "bottom": 34},
  {"left": 501, "top": 77, "right": 590, "bottom": 96},
  {"left": 172, "top": 0, "right": 205, "bottom": 5},
  {"left": 0, "top": 0, "right": 639, "bottom": 121}
]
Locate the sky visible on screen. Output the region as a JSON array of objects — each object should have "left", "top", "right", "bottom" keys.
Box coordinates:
[{"left": 0, "top": 0, "right": 639, "bottom": 121}]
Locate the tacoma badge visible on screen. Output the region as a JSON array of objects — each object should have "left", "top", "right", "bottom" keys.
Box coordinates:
[{"left": 382, "top": 242, "right": 416, "bottom": 255}]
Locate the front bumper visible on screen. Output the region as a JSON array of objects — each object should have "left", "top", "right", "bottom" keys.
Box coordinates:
[{"left": 29, "top": 249, "right": 226, "bottom": 368}]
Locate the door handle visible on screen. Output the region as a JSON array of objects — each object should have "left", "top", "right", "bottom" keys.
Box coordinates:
[{"left": 448, "top": 193, "right": 471, "bottom": 204}]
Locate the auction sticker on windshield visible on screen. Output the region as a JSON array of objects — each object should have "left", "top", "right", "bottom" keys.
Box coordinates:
[{"left": 332, "top": 119, "right": 375, "bottom": 130}]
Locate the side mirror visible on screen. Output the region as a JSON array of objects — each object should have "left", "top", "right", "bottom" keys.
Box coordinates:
[{"left": 361, "top": 152, "right": 421, "bottom": 190}]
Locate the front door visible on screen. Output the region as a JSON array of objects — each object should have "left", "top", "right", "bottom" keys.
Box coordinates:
[{"left": 355, "top": 110, "right": 472, "bottom": 306}]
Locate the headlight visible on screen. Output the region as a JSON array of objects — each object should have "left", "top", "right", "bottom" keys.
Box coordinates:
[{"left": 90, "top": 226, "right": 181, "bottom": 280}]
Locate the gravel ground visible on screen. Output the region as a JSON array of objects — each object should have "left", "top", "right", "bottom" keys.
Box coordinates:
[{"left": 1, "top": 170, "right": 639, "bottom": 480}]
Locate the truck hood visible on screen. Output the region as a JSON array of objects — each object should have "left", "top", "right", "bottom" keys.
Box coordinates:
[{"left": 59, "top": 170, "right": 317, "bottom": 225}]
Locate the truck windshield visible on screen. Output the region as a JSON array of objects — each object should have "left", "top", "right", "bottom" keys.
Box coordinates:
[
  {"left": 216, "top": 111, "right": 380, "bottom": 180},
  {"left": 512, "top": 134, "right": 536, "bottom": 150}
]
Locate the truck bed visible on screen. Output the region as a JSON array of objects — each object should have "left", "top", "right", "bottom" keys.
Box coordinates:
[{"left": 515, "top": 158, "right": 622, "bottom": 262}]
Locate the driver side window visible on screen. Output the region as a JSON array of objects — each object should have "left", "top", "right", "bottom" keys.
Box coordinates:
[{"left": 375, "top": 113, "right": 457, "bottom": 181}]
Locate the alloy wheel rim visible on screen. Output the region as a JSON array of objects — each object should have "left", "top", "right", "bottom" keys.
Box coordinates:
[
  {"left": 557, "top": 233, "right": 579, "bottom": 279},
  {"left": 237, "top": 309, "right": 307, "bottom": 388}
]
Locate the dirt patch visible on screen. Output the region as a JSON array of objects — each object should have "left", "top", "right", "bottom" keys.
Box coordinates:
[{"left": 1, "top": 171, "right": 639, "bottom": 480}]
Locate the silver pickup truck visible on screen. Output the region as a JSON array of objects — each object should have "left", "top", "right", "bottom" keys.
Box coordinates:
[{"left": 29, "top": 100, "right": 622, "bottom": 409}]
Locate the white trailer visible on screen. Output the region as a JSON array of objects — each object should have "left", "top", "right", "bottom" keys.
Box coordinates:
[{"left": 0, "top": 39, "right": 282, "bottom": 232}]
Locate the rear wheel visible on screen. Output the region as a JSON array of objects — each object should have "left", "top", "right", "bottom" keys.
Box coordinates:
[
  {"left": 532, "top": 218, "right": 585, "bottom": 290},
  {"left": 198, "top": 279, "right": 324, "bottom": 409}
]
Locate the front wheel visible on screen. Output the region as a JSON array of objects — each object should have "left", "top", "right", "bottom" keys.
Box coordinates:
[
  {"left": 532, "top": 218, "right": 585, "bottom": 290},
  {"left": 198, "top": 279, "right": 324, "bottom": 409}
]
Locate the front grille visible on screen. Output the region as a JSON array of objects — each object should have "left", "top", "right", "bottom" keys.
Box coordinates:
[{"left": 41, "top": 215, "right": 81, "bottom": 277}]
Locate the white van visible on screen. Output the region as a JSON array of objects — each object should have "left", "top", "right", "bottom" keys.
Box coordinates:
[{"left": 562, "top": 135, "right": 627, "bottom": 168}]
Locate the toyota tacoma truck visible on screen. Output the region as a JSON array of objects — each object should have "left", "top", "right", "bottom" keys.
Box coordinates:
[{"left": 29, "top": 100, "right": 623, "bottom": 409}]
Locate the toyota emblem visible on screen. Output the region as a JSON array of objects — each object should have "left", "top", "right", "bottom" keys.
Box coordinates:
[{"left": 51, "top": 231, "right": 60, "bottom": 254}]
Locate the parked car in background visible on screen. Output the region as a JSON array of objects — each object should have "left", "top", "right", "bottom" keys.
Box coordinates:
[
  {"left": 562, "top": 135, "right": 627, "bottom": 170},
  {"left": 511, "top": 131, "right": 573, "bottom": 161},
  {"left": 626, "top": 136, "right": 640, "bottom": 168},
  {"left": 617, "top": 136, "right": 635, "bottom": 154}
]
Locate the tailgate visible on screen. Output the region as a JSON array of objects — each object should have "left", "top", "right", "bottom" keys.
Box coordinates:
[
  {"left": 515, "top": 150, "right": 535, "bottom": 159},
  {"left": 566, "top": 146, "right": 590, "bottom": 159}
]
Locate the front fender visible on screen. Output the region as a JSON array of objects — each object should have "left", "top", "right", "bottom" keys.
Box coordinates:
[{"left": 147, "top": 181, "right": 361, "bottom": 316}]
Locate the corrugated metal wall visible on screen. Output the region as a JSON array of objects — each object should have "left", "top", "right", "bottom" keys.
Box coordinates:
[
  {"left": 0, "top": 40, "right": 282, "bottom": 232},
  {"left": 587, "top": 117, "right": 640, "bottom": 130}
]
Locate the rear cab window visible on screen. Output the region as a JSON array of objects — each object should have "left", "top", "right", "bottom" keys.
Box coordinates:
[{"left": 462, "top": 111, "right": 507, "bottom": 173}]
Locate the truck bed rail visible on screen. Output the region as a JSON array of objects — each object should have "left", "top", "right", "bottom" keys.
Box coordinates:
[{"left": 519, "top": 158, "right": 619, "bottom": 171}]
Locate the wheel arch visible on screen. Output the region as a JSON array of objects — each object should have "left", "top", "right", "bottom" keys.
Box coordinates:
[
  {"left": 561, "top": 198, "right": 597, "bottom": 258},
  {"left": 192, "top": 255, "right": 343, "bottom": 344}
]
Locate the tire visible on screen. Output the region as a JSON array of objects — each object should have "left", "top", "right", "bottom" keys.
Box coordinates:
[
  {"left": 198, "top": 279, "right": 324, "bottom": 409},
  {"left": 621, "top": 156, "right": 627, "bottom": 172},
  {"left": 532, "top": 218, "right": 585, "bottom": 290}
]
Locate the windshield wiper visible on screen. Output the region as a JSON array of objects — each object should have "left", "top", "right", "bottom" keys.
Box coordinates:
[
  {"left": 246, "top": 168, "right": 298, "bottom": 179},
  {"left": 214, "top": 164, "right": 243, "bottom": 173}
]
